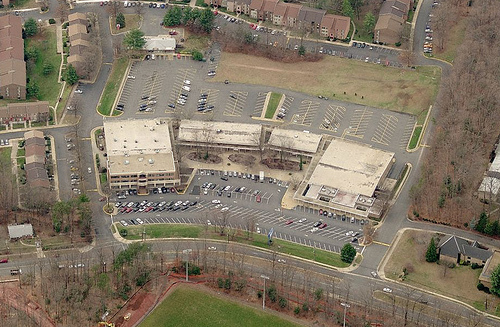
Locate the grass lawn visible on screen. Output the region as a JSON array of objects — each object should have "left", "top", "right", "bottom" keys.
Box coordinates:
[
  {"left": 0, "top": 148, "right": 12, "bottom": 167},
  {"left": 16, "top": 148, "right": 25, "bottom": 157},
  {"left": 183, "top": 33, "right": 210, "bottom": 53},
  {"left": 265, "top": 92, "right": 282, "bottom": 118},
  {"left": 25, "top": 26, "right": 63, "bottom": 107},
  {"left": 431, "top": 17, "right": 466, "bottom": 63},
  {"left": 213, "top": 53, "right": 441, "bottom": 117},
  {"left": 97, "top": 57, "right": 129, "bottom": 116},
  {"left": 408, "top": 126, "right": 422, "bottom": 149},
  {"left": 99, "top": 173, "right": 107, "bottom": 184},
  {"left": 121, "top": 224, "right": 349, "bottom": 268},
  {"left": 140, "top": 285, "right": 302, "bottom": 327},
  {"left": 110, "top": 14, "right": 141, "bottom": 34},
  {"left": 384, "top": 230, "right": 500, "bottom": 315}
]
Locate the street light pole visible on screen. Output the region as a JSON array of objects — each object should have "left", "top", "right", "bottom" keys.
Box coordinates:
[
  {"left": 183, "top": 249, "right": 192, "bottom": 282},
  {"left": 260, "top": 274, "right": 270, "bottom": 310},
  {"left": 341, "top": 302, "right": 350, "bottom": 327}
]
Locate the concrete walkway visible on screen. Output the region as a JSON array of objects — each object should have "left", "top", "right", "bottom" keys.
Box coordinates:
[{"left": 56, "top": 23, "right": 63, "bottom": 54}]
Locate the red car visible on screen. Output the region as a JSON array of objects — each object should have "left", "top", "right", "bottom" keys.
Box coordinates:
[
  {"left": 319, "top": 209, "right": 323, "bottom": 215},
  {"left": 256, "top": 195, "right": 261, "bottom": 203},
  {"left": 0, "top": 258, "right": 8, "bottom": 263},
  {"left": 145, "top": 206, "right": 153, "bottom": 212},
  {"left": 126, "top": 207, "right": 133, "bottom": 213},
  {"left": 249, "top": 23, "right": 254, "bottom": 29},
  {"left": 319, "top": 223, "right": 327, "bottom": 229},
  {"left": 285, "top": 220, "right": 293, "bottom": 225}
]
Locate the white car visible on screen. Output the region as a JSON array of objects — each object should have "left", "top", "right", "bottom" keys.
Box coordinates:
[
  {"left": 277, "top": 259, "right": 286, "bottom": 263},
  {"left": 371, "top": 271, "right": 378, "bottom": 278},
  {"left": 383, "top": 287, "right": 393, "bottom": 293},
  {"left": 211, "top": 199, "right": 220, "bottom": 204},
  {"left": 120, "top": 220, "right": 128, "bottom": 226},
  {"left": 207, "top": 246, "right": 216, "bottom": 251},
  {"left": 182, "top": 85, "right": 190, "bottom": 92},
  {"left": 75, "top": 89, "right": 83, "bottom": 94},
  {"left": 310, "top": 227, "right": 319, "bottom": 233},
  {"left": 136, "top": 218, "right": 144, "bottom": 225},
  {"left": 88, "top": 167, "right": 92, "bottom": 174},
  {"left": 298, "top": 218, "right": 307, "bottom": 223},
  {"left": 256, "top": 227, "right": 261, "bottom": 234},
  {"left": 221, "top": 207, "right": 229, "bottom": 212},
  {"left": 207, "top": 220, "right": 211, "bottom": 225},
  {"left": 345, "top": 231, "right": 354, "bottom": 236},
  {"left": 203, "top": 189, "right": 208, "bottom": 195},
  {"left": 184, "top": 80, "right": 191, "bottom": 85},
  {"left": 127, "top": 75, "right": 135, "bottom": 79}
]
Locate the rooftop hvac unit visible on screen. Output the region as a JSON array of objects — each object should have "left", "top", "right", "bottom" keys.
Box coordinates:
[
  {"left": 149, "top": 159, "right": 154, "bottom": 164},
  {"left": 124, "top": 160, "right": 130, "bottom": 165}
]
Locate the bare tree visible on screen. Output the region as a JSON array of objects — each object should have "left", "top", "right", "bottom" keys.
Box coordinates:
[{"left": 399, "top": 50, "right": 416, "bottom": 67}]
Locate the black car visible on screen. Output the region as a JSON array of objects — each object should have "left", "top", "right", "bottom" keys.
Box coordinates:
[
  {"left": 168, "top": 103, "right": 175, "bottom": 109},
  {"left": 141, "top": 95, "right": 149, "bottom": 100},
  {"left": 313, "top": 221, "right": 322, "bottom": 227},
  {"left": 130, "top": 219, "right": 138, "bottom": 225},
  {"left": 152, "top": 188, "right": 158, "bottom": 194},
  {"left": 149, "top": 2, "right": 153, "bottom": 7},
  {"left": 221, "top": 176, "right": 228, "bottom": 181},
  {"left": 230, "top": 94, "right": 237, "bottom": 99},
  {"left": 190, "top": 201, "right": 197, "bottom": 206},
  {"left": 206, "top": 105, "right": 215, "bottom": 110}
]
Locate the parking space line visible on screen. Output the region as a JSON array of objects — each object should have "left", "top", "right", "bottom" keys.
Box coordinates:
[
  {"left": 319, "top": 105, "right": 346, "bottom": 132},
  {"left": 291, "top": 99, "right": 319, "bottom": 126},
  {"left": 252, "top": 92, "right": 267, "bottom": 117},
  {"left": 371, "top": 114, "right": 398, "bottom": 146},
  {"left": 344, "top": 107, "right": 373, "bottom": 138},
  {"left": 224, "top": 91, "right": 248, "bottom": 117},
  {"left": 400, "top": 116, "right": 416, "bottom": 148}
]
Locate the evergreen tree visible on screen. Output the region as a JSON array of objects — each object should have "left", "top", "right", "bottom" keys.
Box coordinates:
[
  {"left": 116, "top": 12, "right": 126, "bottom": 28},
  {"left": 475, "top": 211, "right": 488, "bottom": 233},
  {"left": 425, "top": 237, "right": 438, "bottom": 262}
]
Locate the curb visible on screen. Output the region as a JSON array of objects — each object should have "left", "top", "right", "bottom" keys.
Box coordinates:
[{"left": 111, "top": 225, "right": 358, "bottom": 272}]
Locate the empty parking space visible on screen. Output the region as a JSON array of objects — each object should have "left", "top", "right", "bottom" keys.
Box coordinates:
[
  {"left": 345, "top": 107, "right": 373, "bottom": 138},
  {"left": 371, "top": 114, "right": 398, "bottom": 146},
  {"left": 400, "top": 116, "right": 416, "bottom": 148},
  {"left": 223, "top": 91, "right": 248, "bottom": 117},
  {"left": 291, "top": 99, "right": 319, "bottom": 126},
  {"left": 252, "top": 92, "right": 267, "bottom": 117},
  {"left": 319, "top": 104, "right": 346, "bottom": 132}
]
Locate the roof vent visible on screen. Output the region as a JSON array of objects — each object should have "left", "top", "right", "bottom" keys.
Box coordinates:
[
  {"left": 123, "top": 145, "right": 127, "bottom": 148},
  {"left": 138, "top": 157, "right": 144, "bottom": 162},
  {"left": 149, "top": 159, "right": 154, "bottom": 164},
  {"left": 294, "top": 135, "right": 298, "bottom": 138},
  {"left": 135, "top": 140, "right": 138, "bottom": 143},
  {"left": 124, "top": 160, "right": 129, "bottom": 165}
]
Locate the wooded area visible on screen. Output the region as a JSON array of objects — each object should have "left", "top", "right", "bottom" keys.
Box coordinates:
[{"left": 411, "top": 0, "right": 500, "bottom": 227}]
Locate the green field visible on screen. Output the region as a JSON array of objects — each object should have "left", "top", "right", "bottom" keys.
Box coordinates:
[
  {"left": 121, "top": 224, "right": 349, "bottom": 268},
  {"left": 97, "top": 57, "right": 129, "bottom": 116},
  {"left": 139, "top": 285, "right": 301, "bottom": 327},
  {"left": 24, "top": 26, "right": 62, "bottom": 107},
  {"left": 265, "top": 92, "right": 282, "bottom": 118}
]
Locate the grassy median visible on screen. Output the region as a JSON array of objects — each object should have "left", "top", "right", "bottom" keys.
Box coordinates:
[
  {"left": 97, "top": 57, "right": 128, "bottom": 116},
  {"left": 120, "top": 224, "right": 349, "bottom": 268},
  {"left": 265, "top": 92, "right": 282, "bottom": 118}
]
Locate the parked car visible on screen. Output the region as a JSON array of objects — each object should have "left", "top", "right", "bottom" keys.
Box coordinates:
[{"left": 383, "top": 287, "right": 393, "bottom": 293}]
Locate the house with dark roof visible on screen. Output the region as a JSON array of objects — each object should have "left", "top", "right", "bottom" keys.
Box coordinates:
[
  {"left": 298, "top": 6, "right": 325, "bottom": 32},
  {"left": 438, "top": 235, "right": 492, "bottom": 265},
  {"left": 67, "top": 13, "right": 90, "bottom": 76},
  {"left": 24, "top": 130, "right": 49, "bottom": 189},
  {"left": 0, "top": 14, "right": 26, "bottom": 100},
  {"left": 0, "top": 101, "right": 49, "bottom": 125},
  {"left": 374, "top": 0, "right": 411, "bottom": 44}
]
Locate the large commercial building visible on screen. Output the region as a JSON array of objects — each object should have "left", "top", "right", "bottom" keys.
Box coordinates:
[
  {"left": 295, "top": 138, "right": 395, "bottom": 219},
  {"left": 177, "top": 120, "right": 262, "bottom": 151},
  {"left": 104, "top": 119, "right": 180, "bottom": 193}
]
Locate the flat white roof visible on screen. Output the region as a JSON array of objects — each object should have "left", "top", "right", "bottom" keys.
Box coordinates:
[
  {"left": 490, "top": 155, "right": 500, "bottom": 174},
  {"left": 479, "top": 176, "right": 500, "bottom": 195},
  {"left": 144, "top": 35, "right": 176, "bottom": 51},
  {"left": 309, "top": 138, "right": 394, "bottom": 196},
  {"left": 268, "top": 129, "right": 322, "bottom": 154},
  {"left": 178, "top": 120, "right": 262, "bottom": 147},
  {"left": 8, "top": 224, "right": 33, "bottom": 239},
  {"left": 104, "top": 119, "right": 175, "bottom": 174}
]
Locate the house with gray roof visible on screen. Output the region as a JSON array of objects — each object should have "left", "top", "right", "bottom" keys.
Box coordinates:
[
  {"left": 438, "top": 235, "right": 492, "bottom": 265},
  {"left": 8, "top": 224, "right": 34, "bottom": 240}
]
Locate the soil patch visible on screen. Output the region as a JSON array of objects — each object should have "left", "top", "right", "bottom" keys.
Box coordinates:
[
  {"left": 261, "top": 158, "right": 300, "bottom": 171},
  {"left": 228, "top": 153, "right": 256, "bottom": 166},
  {"left": 187, "top": 152, "right": 223, "bottom": 164}
]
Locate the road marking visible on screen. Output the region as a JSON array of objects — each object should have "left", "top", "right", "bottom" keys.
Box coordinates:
[{"left": 372, "top": 240, "right": 390, "bottom": 247}]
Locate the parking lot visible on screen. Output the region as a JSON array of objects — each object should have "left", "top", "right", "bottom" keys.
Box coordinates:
[{"left": 112, "top": 50, "right": 415, "bottom": 164}]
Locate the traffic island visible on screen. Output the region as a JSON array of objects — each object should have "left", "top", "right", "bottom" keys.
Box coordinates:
[{"left": 253, "top": 92, "right": 285, "bottom": 122}]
